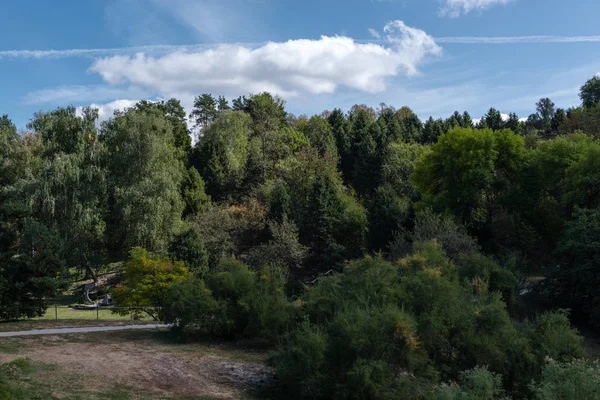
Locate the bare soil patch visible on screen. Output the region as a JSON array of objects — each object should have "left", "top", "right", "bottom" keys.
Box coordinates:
[{"left": 0, "top": 330, "right": 273, "bottom": 399}]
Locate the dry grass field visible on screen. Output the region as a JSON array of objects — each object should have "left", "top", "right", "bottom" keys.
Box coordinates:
[{"left": 0, "top": 329, "right": 273, "bottom": 399}]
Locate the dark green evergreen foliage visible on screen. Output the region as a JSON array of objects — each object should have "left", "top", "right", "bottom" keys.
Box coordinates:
[
  {"left": 169, "top": 227, "right": 209, "bottom": 277},
  {"left": 550, "top": 208, "right": 600, "bottom": 326},
  {"left": 182, "top": 167, "right": 211, "bottom": 217},
  {"left": 580, "top": 75, "right": 600, "bottom": 109},
  {"left": 0, "top": 221, "right": 67, "bottom": 320},
  {"left": 422, "top": 117, "right": 445, "bottom": 144},
  {"left": 367, "top": 186, "right": 411, "bottom": 252},
  {"left": 190, "top": 93, "right": 219, "bottom": 129},
  {"left": 327, "top": 108, "right": 352, "bottom": 179},
  {"left": 481, "top": 107, "right": 505, "bottom": 131},
  {"left": 302, "top": 172, "right": 367, "bottom": 272},
  {"left": 267, "top": 182, "right": 291, "bottom": 223}
]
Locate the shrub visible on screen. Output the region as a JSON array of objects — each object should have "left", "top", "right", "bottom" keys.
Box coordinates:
[
  {"left": 166, "top": 257, "right": 293, "bottom": 339},
  {"left": 530, "top": 359, "right": 600, "bottom": 400},
  {"left": 111, "top": 247, "right": 189, "bottom": 320}
]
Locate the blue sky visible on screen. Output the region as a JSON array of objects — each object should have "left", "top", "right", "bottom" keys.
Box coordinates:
[{"left": 1, "top": 0, "right": 600, "bottom": 129}]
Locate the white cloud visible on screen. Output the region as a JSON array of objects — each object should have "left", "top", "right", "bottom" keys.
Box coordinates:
[
  {"left": 88, "top": 20, "right": 442, "bottom": 99},
  {"left": 439, "top": 0, "right": 513, "bottom": 17},
  {"left": 368, "top": 28, "right": 381, "bottom": 39},
  {"left": 76, "top": 99, "right": 140, "bottom": 122}
]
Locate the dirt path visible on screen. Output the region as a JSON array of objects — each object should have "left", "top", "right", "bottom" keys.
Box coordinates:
[{"left": 0, "top": 323, "right": 168, "bottom": 337}]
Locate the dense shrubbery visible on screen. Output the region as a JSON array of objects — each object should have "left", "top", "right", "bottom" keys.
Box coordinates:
[
  {"left": 267, "top": 243, "right": 584, "bottom": 399},
  {"left": 165, "top": 258, "right": 293, "bottom": 339}
]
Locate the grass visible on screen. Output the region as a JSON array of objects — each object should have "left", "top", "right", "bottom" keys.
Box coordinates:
[{"left": 34, "top": 306, "right": 155, "bottom": 321}]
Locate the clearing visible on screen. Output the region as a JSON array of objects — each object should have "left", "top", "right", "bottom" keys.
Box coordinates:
[{"left": 0, "top": 328, "right": 273, "bottom": 399}]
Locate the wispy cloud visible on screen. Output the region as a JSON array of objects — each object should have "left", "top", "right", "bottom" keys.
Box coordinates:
[
  {"left": 4, "top": 35, "right": 600, "bottom": 61},
  {"left": 22, "top": 85, "right": 147, "bottom": 105},
  {"left": 368, "top": 28, "right": 381, "bottom": 39},
  {"left": 437, "top": 35, "right": 600, "bottom": 44},
  {"left": 439, "top": 0, "right": 514, "bottom": 17}
]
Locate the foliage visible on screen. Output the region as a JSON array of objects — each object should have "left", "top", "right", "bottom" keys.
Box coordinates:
[
  {"left": 111, "top": 247, "right": 189, "bottom": 320},
  {"left": 551, "top": 208, "right": 600, "bottom": 326},
  {"left": 390, "top": 209, "right": 479, "bottom": 261},
  {"left": 191, "top": 110, "right": 251, "bottom": 199},
  {"left": 169, "top": 227, "right": 209, "bottom": 277},
  {"left": 580, "top": 76, "right": 600, "bottom": 109},
  {"left": 530, "top": 359, "right": 600, "bottom": 400},
  {"left": 167, "top": 258, "right": 292, "bottom": 339},
  {"left": 0, "top": 221, "right": 67, "bottom": 321},
  {"left": 413, "top": 128, "right": 525, "bottom": 228},
  {"left": 102, "top": 106, "right": 185, "bottom": 256},
  {"left": 432, "top": 367, "right": 509, "bottom": 400}
]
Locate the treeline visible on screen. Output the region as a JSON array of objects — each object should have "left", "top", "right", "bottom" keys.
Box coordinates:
[{"left": 2, "top": 77, "right": 600, "bottom": 398}]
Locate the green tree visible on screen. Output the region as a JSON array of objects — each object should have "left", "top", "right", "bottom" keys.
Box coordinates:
[
  {"left": 102, "top": 107, "right": 185, "bottom": 256},
  {"left": 191, "top": 110, "right": 251, "bottom": 200},
  {"left": 553, "top": 208, "right": 600, "bottom": 326},
  {"left": 182, "top": 167, "right": 210, "bottom": 217},
  {"left": 413, "top": 128, "right": 525, "bottom": 228},
  {"left": 367, "top": 186, "right": 411, "bottom": 253},
  {"left": 112, "top": 247, "right": 189, "bottom": 320},
  {"left": 482, "top": 108, "right": 504, "bottom": 131},
  {"left": 190, "top": 94, "right": 218, "bottom": 130},
  {"left": 422, "top": 117, "right": 446, "bottom": 144},
  {"left": 531, "top": 359, "right": 600, "bottom": 400},
  {"left": 580, "top": 75, "right": 600, "bottom": 109},
  {"left": 135, "top": 99, "right": 191, "bottom": 154},
  {"left": 169, "top": 227, "right": 209, "bottom": 277},
  {"left": 28, "top": 107, "right": 107, "bottom": 280}
]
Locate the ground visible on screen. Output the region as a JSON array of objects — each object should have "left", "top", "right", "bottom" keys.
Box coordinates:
[{"left": 0, "top": 329, "right": 273, "bottom": 399}]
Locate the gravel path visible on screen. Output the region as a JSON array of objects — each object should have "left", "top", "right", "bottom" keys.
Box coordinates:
[{"left": 0, "top": 324, "right": 169, "bottom": 337}]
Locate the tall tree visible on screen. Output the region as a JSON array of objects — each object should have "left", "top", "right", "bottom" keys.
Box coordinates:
[
  {"left": 191, "top": 111, "right": 251, "bottom": 200},
  {"left": 190, "top": 94, "right": 218, "bottom": 131},
  {"left": 580, "top": 76, "right": 600, "bottom": 109},
  {"left": 482, "top": 108, "right": 504, "bottom": 131},
  {"left": 28, "top": 106, "right": 106, "bottom": 280},
  {"left": 413, "top": 127, "right": 525, "bottom": 228},
  {"left": 102, "top": 107, "right": 185, "bottom": 256},
  {"left": 135, "top": 99, "right": 191, "bottom": 154}
]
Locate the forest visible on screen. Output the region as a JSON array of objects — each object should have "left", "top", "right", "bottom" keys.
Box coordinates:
[{"left": 2, "top": 75, "right": 600, "bottom": 399}]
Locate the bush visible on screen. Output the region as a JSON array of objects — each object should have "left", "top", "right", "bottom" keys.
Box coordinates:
[
  {"left": 111, "top": 247, "right": 189, "bottom": 320},
  {"left": 530, "top": 359, "right": 600, "bottom": 400},
  {"left": 164, "top": 278, "right": 223, "bottom": 336},
  {"left": 432, "top": 367, "right": 510, "bottom": 400},
  {"left": 166, "top": 257, "right": 293, "bottom": 339}
]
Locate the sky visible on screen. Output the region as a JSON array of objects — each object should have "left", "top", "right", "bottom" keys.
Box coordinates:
[{"left": 1, "top": 0, "right": 600, "bottom": 129}]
